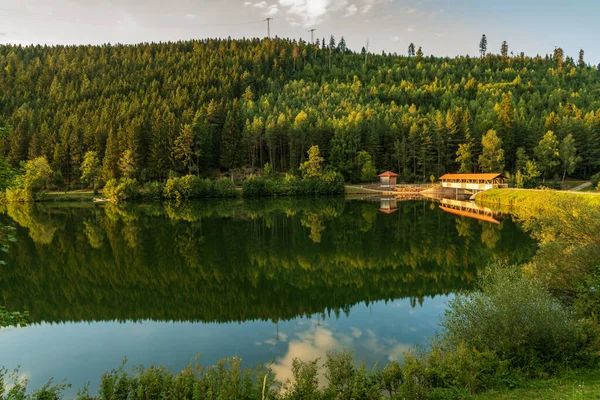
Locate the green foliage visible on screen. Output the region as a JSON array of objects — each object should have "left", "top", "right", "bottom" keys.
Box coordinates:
[
  {"left": 299, "top": 145, "right": 324, "bottom": 179},
  {"left": 535, "top": 131, "right": 560, "bottom": 181},
  {"left": 118, "top": 150, "right": 136, "bottom": 179},
  {"left": 442, "top": 262, "right": 593, "bottom": 372},
  {"left": 242, "top": 171, "right": 344, "bottom": 197},
  {"left": 1, "top": 39, "right": 599, "bottom": 188},
  {"left": 559, "top": 134, "right": 580, "bottom": 182},
  {"left": 96, "top": 357, "right": 276, "bottom": 400},
  {"left": 357, "top": 151, "right": 377, "bottom": 182},
  {"left": 163, "top": 175, "right": 236, "bottom": 201},
  {"left": 478, "top": 130, "right": 505, "bottom": 172},
  {"left": 1, "top": 367, "right": 70, "bottom": 400},
  {"left": 212, "top": 177, "right": 237, "bottom": 198},
  {"left": 456, "top": 133, "right": 474, "bottom": 173},
  {"left": 591, "top": 172, "right": 600, "bottom": 188},
  {"left": 522, "top": 160, "right": 541, "bottom": 187},
  {"left": 262, "top": 162, "right": 273, "bottom": 177},
  {"left": 80, "top": 151, "right": 102, "bottom": 194},
  {"left": 0, "top": 305, "right": 28, "bottom": 328},
  {"left": 141, "top": 181, "right": 164, "bottom": 201},
  {"left": 4, "top": 187, "right": 36, "bottom": 203},
  {"left": 3, "top": 157, "right": 53, "bottom": 202},
  {"left": 103, "top": 178, "right": 139, "bottom": 202}
]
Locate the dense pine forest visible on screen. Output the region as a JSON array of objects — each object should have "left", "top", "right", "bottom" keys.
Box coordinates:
[{"left": 1, "top": 37, "right": 599, "bottom": 186}]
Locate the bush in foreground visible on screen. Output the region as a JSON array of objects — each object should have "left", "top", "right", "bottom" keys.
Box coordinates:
[{"left": 401, "top": 262, "right": 598, "bottom": 396}]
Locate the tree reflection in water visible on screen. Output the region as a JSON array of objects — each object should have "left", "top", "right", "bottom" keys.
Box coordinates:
[{"left": 0, "top": 198, "right": 536, "bottom": 325}]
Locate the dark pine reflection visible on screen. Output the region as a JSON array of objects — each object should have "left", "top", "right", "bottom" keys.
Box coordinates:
[{"left": 0, "top": 198, "right": 536, "bottom": 324}]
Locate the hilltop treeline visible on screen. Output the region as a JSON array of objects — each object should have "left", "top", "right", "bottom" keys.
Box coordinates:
[{"left": 1, "top": 37, "right": 599, "bottom": 184}]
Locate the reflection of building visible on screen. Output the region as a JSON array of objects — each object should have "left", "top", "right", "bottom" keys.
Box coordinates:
[
  {"left": 378, "top": 171, "right": 398, "bottom": 187},
  {"left": 440, "top": 173, "right": 507, "bottom": 195},
  {"left": 379, "top": 198, "right": 398, "bottom": 214},
  {"left": 439, "top": 198, "right": 500, "bottom": 224}
]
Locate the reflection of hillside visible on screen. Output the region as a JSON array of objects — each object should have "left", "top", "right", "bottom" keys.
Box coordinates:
[{"left": 0, "top": 199, "right": 536, "bottom": 324}]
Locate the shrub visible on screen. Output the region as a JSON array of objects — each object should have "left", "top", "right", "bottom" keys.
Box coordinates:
[
  {"left": 191, "top": 177, "right": 213, "bottom": 198},
  {"left": 142, "top": 181, "right": 164, "bottom": 200},
  {"left": 212, "top": 177, "right": 236, "bottom": 198},
  {"left": 164, "top": 176, "right": 236, "bottom": 200},
  {"left": 242, "top": 175, "right": 266, "bottom": 197},
  {"left": 591, "top": 172, "right": 600, "bottom": 188},
  {"left": 242, "top": 172, "right": 344, "bottom": 197},
  {"left": 4, "top": 187, "right": 35, "bottom": 202},
  {"left": 104, "top": 178, "right": 139, "bottom": 202},
  {"left": 441, "top": 262, "right": 592, "bottom": 372},
  {"left": 97, "top": 357, "right": 277, "bottom": 400}
]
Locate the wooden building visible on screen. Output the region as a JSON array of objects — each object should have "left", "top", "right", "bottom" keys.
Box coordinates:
[
  {"left": 378, "top": 171, "right": 398, "bottom": 187},
  {"left": 439, "top": 173, "right": 507, "bottom": 193}
]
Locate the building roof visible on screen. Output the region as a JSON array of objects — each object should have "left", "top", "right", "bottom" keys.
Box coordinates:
[
  {"left": 440, "top": 206, "right": 500, "bottom": 224},
  {"left": 439, "top": 173, "right": 505, "bottom": 181},
  {"left": 378, "top": 171, "right": 399, "bottom": 177}
]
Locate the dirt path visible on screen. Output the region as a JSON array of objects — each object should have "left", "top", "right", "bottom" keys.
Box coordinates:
[{"left": 571, "top": 181, "right": 592, "bottom": 191}]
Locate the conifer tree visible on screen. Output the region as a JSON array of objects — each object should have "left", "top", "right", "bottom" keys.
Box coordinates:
[
  {"left": 299, "top": 145, "right": 324, "bottom": 178},
  {"left": 501, "top": 41, "right": 509, "bottom": 60},
  {"left": 408, "top": 43, "right": 415, "bottom": 57},
  {"left": 174, "top": 124, "right": 196, "bottom": 175},
  {"left": 416, "top": 46, "right": 423, "bottom": 61},
  {"left": 118, "top": 149, "right": 136, "bottom": 179},
  {"left": 479, "top": 34, "right": 487, "bottom": 58},
  {"left": 80, "top": 151, "right": 102, "bottom": 194},
  {"left": 338, "top": 37, "right": 347, "bottom": 53},
  {"left": 578, "top": 49, "right": 585, "bottom": 67}
]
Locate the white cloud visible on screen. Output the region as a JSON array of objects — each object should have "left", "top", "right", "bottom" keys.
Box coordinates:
[
  {"left": 253, "top": 1, "right": 269, "bottom": 8},
  {"left": 391, "top": 35, "right": 400, "bottom": 42},
  {"left": 407, "top": 26, "right": 415, "bottom": 32},
  {"left": 277, "top": 0, "right": 386, "bottom": 27},
  {"left": 184, "top": 14, "right": 196, "bottom": 19},
  {"left": 278, "top": 0, "right": 347, "bottom": 27},
  {"left": 407, "top": 8, "right": 416, "bottom": 14},
  {"left": 350, "top": 327, "right": 362, "bottom": 338},
  {"left": 244, "top": 1, "right": 253, "bottom": 5},
  {"left": 344, "top": 4, "right": 358, "bottom": 17},
  {"left": 266, "top": 4, "right": 279, "bottom": 16}
]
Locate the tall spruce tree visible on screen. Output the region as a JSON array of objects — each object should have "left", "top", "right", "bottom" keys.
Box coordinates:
[{"left": 479, "top": 34, "right": 487, "bottom": 58}]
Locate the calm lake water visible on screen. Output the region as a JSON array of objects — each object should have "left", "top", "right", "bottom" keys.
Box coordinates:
[{"left": 0, "top": 198, "right": 536, "bottom": 396}]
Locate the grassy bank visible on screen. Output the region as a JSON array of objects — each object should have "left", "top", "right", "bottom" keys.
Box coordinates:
[
  {"left": 474, "top": 370, "right": 600, "bottom": 399},
  {"left": 475, "top": 188, "right": 600, "bottom": 208}
]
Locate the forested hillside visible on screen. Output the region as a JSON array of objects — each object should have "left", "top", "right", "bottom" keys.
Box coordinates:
[{"left": 1, "top": 37, "right": 599, "bottom": 185}]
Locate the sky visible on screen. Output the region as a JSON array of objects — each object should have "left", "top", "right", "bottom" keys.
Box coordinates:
[{"left": 0, "top": 0, "right": 599, "bottom": 65}]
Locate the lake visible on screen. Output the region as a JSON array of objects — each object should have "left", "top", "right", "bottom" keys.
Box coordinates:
[{"left": 0, "top": 197, "right": 536, "bottom": 396}]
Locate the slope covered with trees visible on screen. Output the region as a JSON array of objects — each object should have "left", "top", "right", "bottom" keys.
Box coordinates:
[{"left": 1, "top": 37, "right": 599, "bottom": 185}]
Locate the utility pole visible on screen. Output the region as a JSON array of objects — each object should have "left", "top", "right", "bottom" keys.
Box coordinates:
[
  {"left": 307, "top": 28, "right": 316, "bottom": 44},
  {"left": 264, "top": 17, "right": 272, "bottom": 39}
]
